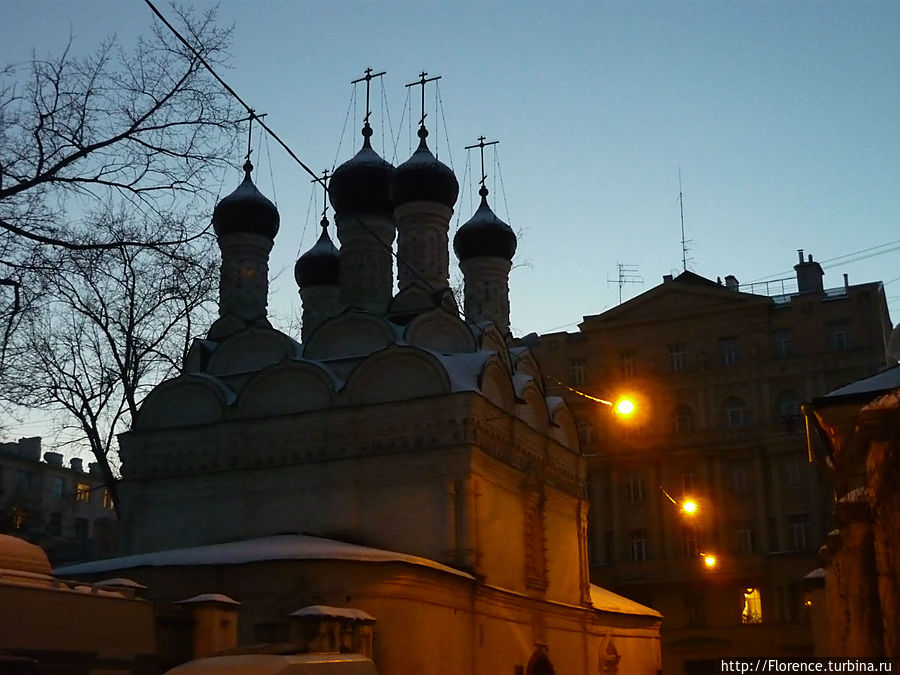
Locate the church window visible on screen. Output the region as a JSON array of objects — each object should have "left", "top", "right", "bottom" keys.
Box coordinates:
[
  {"left": 524, "top": 493, "right": 548, "bottom": 589},
  {"left": 669, "top": 343, "right": 686, "bottom": 372},
  {"left": 741, "top": 588, "right": 762, "bottom": 624}
]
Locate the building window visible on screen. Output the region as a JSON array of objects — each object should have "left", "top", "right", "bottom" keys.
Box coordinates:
[
  {"left": 682, "top": 527, "right": 700, "bottom": 559},
  {"left": 788, "top": 515, "right": 809, "bottom": 551},
  {"left": 628, "top": 529, "right": 648, "bottom": 562},
  {"left": 669, "top": 344, "right": 686, "bottom": 373},
  {"left": 741, "top": 588, "right": 763, "bottom": 624},
  {"left": 731, "top": 461, "right": 749, "bottom": 492},
  {"left": 102, "top": 489, "right": 115, "bottom": 510},
  {"left": 626, "top": 473, "right": 644, "bottom": 502},
  {"left": 826, "top": 322, "right": 852, "bottom": 351},
  {"left": 49, "top": 476, "right": 65, "bottom": 498},
  {"left": 16, "top": 470, "right": 32, "bottom": 495},
  {"left": 576, "top": 420, "right": 593, "bottom": 445},
  {"left": 674, "top": 404, "right": 694, "bottom": 434},
  {"left": 724, "top": 397, "right": 749, "bottom": 428},
  {"left": 74, "top": 517, "right": 89, "bottom": 539},
  {"left": 681, "top": 472, "right": 695, "bottom": 495},
  {"left": 571, "top": 357, "right": 587, "bottom": 386},
  {"left": 75, "top": 483, "right": 91, "bottom": 503},
  {"left": 719, "top": 338, "right": 739, "bottom": 367},
  {"left": 49, "top": 512, "right": 62, "bottom": 536},
  {"left": 773, "top": 331, "right": 792, "bottom": 358},
  {"left": 735, "top": 520, "right": 754, "bottom": 554},
  {"left": 685, "top": 593, "right": 707, "bottom": 628},
  {"left": 785, "top": 455, "right": 805, "bottom": 487},
  {"left": 619, "top": 351, "right": 636, "bottom": 378}
]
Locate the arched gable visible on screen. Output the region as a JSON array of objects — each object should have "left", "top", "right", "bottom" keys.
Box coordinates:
[
  {"left": 515, "top": 375, "right": 550, "bottom": 433},
  {"left": 475, "top": 322, "right": 511, "bottom": 372},
  {"left": 405, "top": 308, "right": 476, "bottom": 353},
  {"left": 206, "top": 328, "right": 300, "bottom": 377},
  {"left": 388, "top": 282, "right": 440, "bottom": 316},
  {"left": 512, "top": 348, "right": 543, "bottom": 388},
  {"left": 304, "top": 310, "right": 396, "bottom": 359},
  {"left": 346, "top": 344, "right": 451, "bottom": 405},
  {"left": 236, "top": 360, "right": 338, "bottom": 418},
  {"left": 135, "top": 374, "right": 233, "bottom": 430},
  {"left": 547, "top": 396, "right": 578, "bottom": 450},
  {"left": 477, "top": 355, "right": 516, "bottom": 412}
]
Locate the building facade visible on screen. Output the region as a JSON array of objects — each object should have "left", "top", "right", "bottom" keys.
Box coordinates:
[
  {"left": 58, "top": 101, "right": 662, "bottom": 674},
  {"left": 528, "top": 253, "right": 892, "bottom": 674},
  {"left": 0, "top": 436, "right": 117, "bottom": 563}
]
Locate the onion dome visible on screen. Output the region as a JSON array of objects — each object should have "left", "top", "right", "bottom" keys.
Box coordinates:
[
  {"left": 391, "top": 127, "right": 459, "bottom": 209},
  {"left": 295, "top": 218, "right": 340, "bottom": 288},
  {"left": 213, "top": 160, "right": 280, "bottom": 239},
  {"left": 453, "top": 186, "right": 517, "bottom": 261},
  {"left": 328, "top": 124, "right": 394, "bottom": 216}
]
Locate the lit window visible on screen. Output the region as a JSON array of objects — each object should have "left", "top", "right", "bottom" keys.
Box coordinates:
[
  {"left": 619, "top": 351, "right": 635, "bottom": 378},
  {"left": 571, "top": 357, "right": 587, "bottom": 386},
  {"left": 11, "top": 507, "right": 26, "bottom": 530},
  {"left": 628, "top": 529, "right": 648, "bottom": 562},
  {"left": 75, "top": 483, "right": 91, "bottom": 503},
  {"left": 669, "top": 344, "right": 686, "bottom": 373},
  {"left": 102, "top": 489, "right": 115, "bottom": 510},
  {"left": 741, "top": 588, "right": 762, "bottom": 624}
]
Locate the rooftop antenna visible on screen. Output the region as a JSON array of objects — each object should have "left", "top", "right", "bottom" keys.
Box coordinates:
[
  {"left": 351, "top": 67, "right": 386, "bottom": 132},
  {"left": 406, "top": 71, "right": 441, "bottom": 130},
  {"left": 607, "top": 263, "right": 643, "bottom": 304},
  {"left": 465, "top": 135, "right": 500, "bottom": 192},
  {"left": 679, "top": 167, "right": 689, "bottom": 272}
]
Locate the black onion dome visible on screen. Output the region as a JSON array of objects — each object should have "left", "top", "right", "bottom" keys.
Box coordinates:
[
  {"left": 213, "top": 161, "right": 280, "bottom": 239},
  {"left": 295, "top": 219, "right": 340, "bottom": 288},
  {"left": 453, "top": 187, "right": 517, "bottom": 261},
  {"left": 328, "top": 125, "right": 394, "bottom": 216},
  {"left": 391, "top": 127, "right": 459, "bottom": 209}
]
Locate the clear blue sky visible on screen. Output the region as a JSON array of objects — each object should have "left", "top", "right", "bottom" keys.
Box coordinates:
[{"left": 3, "top": 0, "right": 899, "bottom": 339}]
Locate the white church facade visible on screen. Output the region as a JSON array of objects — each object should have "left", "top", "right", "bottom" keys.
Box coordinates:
[{"left": 59, "top": 100, "right": 662, "bottom": 675}]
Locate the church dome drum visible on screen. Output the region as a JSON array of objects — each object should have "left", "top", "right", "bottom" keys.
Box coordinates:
[{"left": 213, "top": 161, "right": 280, "bottom": 239}]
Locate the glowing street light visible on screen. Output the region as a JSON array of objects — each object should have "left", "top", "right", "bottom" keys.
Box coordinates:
[
  {"left": 702, "top": 554, "right": 717, "bottom": 569},
  {"left": 681, "top": 499, "right": 698, "bottom": 515},
  {"left": 614, "top": 397, "right": 635, "bottom": 416}
]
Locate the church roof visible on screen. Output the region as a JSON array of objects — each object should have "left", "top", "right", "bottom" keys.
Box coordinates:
[{"left": 54, "top": 534, "right": 476, "bottom": 581}]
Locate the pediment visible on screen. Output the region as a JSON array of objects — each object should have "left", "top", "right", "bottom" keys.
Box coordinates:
[{"left": 582, "top": 278, "right": 770, "bottom": 327}]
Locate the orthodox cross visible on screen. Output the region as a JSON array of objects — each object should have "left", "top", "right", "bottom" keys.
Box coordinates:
[
  {"left": 351, "top": 68, "right": 386, "bottom": 128},
  {"left": 236, "top": 109, "right": 269, "bottom": 169},
  {"left": 405, "top": 71, "right": 441, "bottom": 129},
  {"left": 312, "top": 169, "right": 330, "bottom": 228},
  {"left": 465, "top": 135, "right": 500, "bottom": 189}
]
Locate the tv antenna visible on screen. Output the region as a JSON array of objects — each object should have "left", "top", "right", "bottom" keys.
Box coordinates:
[
  {"left": 607, "top": 262, "right": 643, "bottom": 304},
  {"left": 679, "top": 167, "right": 692, "bottom": 271}
]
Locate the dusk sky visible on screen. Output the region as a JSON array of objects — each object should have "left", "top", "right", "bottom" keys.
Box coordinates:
[{"left": 3, "top": 0, "right": 899, "bottom": 337}]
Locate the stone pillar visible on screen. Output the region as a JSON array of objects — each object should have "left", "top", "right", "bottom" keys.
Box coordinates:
[
  {"left": 218, "top": 232, "right": 274, "bottom": 322},
  {"left": 336, "top": 213, "right": 395, "bottom": 312},
  {"left": 460, "top": 257, "right": 512, "bottom": 334},
  {"left": 394, "top": 201, "right": 453, "bottom": 292}
]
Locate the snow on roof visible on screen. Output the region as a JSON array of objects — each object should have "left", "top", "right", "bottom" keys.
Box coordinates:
[
  {"left": 94, "top": 577, "right": 148, "bottom": 590},
  {"left": 165, "top": 652, "right": 377, "bottom": 675},
  {"left": 176, "top": 593, "right": 241, "bottom": 606},
  {"left": 589, "top": 584, "right": 662, "bottom": 618},
  {"left": 837, "top": 486, "right": 869, "bottom": 503},
  {"left": 54, "top": 534, "right": 475, "bottom": 580},
  {"left": 826, "top": 365, "right": 900, "bottom": 398},
  {"left": 804, "top": 568, "right": 825, "bottom": 580},
  {"left": 290, "top": 605, "right": 374, "bottom": 621},
  {"left": 429, "top": 349, "right": 493, "bottom": 392}
]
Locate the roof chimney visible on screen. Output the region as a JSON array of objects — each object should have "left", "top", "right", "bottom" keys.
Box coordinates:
[
  {"left": 70, "top": 457, "right": 83, "bottom": 472},
  {"left": 724, "top": 275, "right": 739, "bottom": 291},
  {"left": 44, "top": 452, "right": 63, "bottom": 467},
  {"left": 663, "top": 274, "right": 673, "bottom": 282},
  {"left": 794, "top": 251, "right": 824, "bottom": 294}
]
